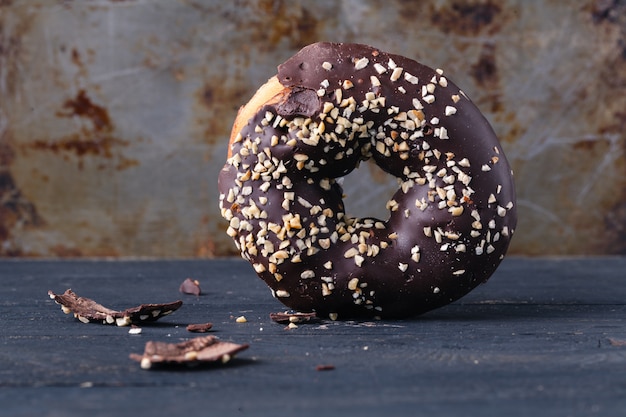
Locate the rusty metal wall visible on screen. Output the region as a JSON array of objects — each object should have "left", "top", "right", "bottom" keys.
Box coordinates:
[{"left": 1, "top": 0, "right": 625, "bottom": 257}]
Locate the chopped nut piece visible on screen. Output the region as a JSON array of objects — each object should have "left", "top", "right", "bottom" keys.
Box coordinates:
[{"left": 354, "top": 57, "right": 369, "bottom": 70}]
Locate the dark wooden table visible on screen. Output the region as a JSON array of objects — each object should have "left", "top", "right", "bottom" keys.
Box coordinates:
[{"left": 1, "top": 257, "right": 625, "bottom": 416}]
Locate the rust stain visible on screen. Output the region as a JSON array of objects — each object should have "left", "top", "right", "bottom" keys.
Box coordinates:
[
  {"left": 555, "top": 135, "right": 626, "bottom": 255},
  {"left": 48, "top": 244, "right": 83, "bottom": 258},
  {"left": 28, "top": 133, "right": 129, "bottom": 159},
  {"left": 0, "top": 169, "right": 44, "bottom": 256},
  {"left": 292, "top": 6, "right": 320, "bottom": 49},
  {"left": 22, "top": 89, "right": 139, "bottom": 170},
  {"left": 572, "top": 139, "right": 600, "bottom": 151},
  {"left": 194, "top": 82, "right": 249, "bottom": 147},
  {"left": 194, "top": 232, "right": 217, "bottom": 258},
  {"left": 255, "top": 0, "right": 322, "bottom": 50},
  {"left": 605, "top": 199, "right": 626, "bottom": 254},
  {"left": 470, "top": 43, "right": 502, "bottom": 113},
  {"left": 0, "top": 140, "right": 15, "bottom": 166},
  {"left": 589, "top": 0, "right": 626, "bottom": 88},
  {"left": 496, "top": 111, "right": 527, "bottom": 145},
  {"left": 57, "top": 89, "right": 113, "bottom": 133},
  {"left": 608, "top": 110, "right": 626, "bottom": 135},
  {"left": 599, "top": 110, "right": 626, "bottom": 254},
  {"left": 0, "top": 3, "right": 35, "bottom": 100},
  {"left": 68, "top": 47, "right": 95, "bottom": 80},
  {"left": 71, "top": 47, "right": 82, "bottom": 67},
  {"left": 470, "top": 43, "right": 498, "bottom": 87},
  {"left": 403, "top": 0, "right": 512, "bottom": 115},
  {"left": 430, "top": 0, "right": 505, "bottom": 35},
  {"left": 0, "top": 5, "right": 40, "bottom": 256},
  {"left": 588, "top": 0, "right": 626, "bottom": 23},
  {"left": 590, "top": 2, "right": 626, "bottom": 256}
]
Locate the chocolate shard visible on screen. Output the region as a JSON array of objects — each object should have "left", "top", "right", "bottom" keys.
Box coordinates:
[
  {"left": 608, "top": 338, "right": 626, "bottom": 347},
  {"left": 269, "top": 311, "right": 317, "bottom": 324},
  {"left": 47, "top": 289, "right": 182, "bottom": 326},
  {"left": 129, "top": 335, "right": 249, "bottom": 369},
  {"left": 179, "top": 278, "right": 202, "bottom": 295},
  {"left": 186, "top": 322, "right": 213, "bottom": 333}
]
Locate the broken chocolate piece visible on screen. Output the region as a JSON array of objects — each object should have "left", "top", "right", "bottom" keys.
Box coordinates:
[
  {"left": 608, "top": 338, "right": 626, "bottom": 347},
  {"left": 179, "top": 278, "right": 202, "bottom": 295},
  {"left": 47, "top": 289, "right": 182, "bottom": 326},
  {"left": 270, "top": 311, "right": 317, "bottom": 324},
  {"left": 186, "top": 322, "right": 213, "bottom": 333},
  {"left": 129, "top": 335, "right": 249, "bottom": 369}
]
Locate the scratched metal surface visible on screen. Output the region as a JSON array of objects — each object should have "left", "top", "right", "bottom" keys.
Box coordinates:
[{"left": 1, "top": 0, "right": 625, "bottom": 257}]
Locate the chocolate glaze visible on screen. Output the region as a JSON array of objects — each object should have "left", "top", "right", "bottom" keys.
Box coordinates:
[{"left": 218, "top": 42, "right": 517, "bottom": 319}]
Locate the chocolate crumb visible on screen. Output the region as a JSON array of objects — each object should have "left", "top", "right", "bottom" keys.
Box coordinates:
[
  {"left": 186, "top": 322, "right": 213, "bottom": 333},
  {"left": 315, "top": 364, "right": 335, "bottom": 371},
  {"left": 47, "top": 289, "right": 182, "bottom": 326},
  {"left": 179, "top": 278, "right": 202, "bottom": 295}
]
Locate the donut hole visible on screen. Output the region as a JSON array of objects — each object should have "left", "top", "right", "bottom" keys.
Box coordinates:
[{"left": 340, "top": 159, "right": 397, "bottom": 220}]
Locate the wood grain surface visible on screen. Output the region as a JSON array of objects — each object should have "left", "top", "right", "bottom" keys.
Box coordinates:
[{"left": 1, "top": 257, "right": 625, "bottom": 416}]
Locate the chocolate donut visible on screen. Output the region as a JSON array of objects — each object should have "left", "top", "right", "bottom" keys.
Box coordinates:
[{"left": 218, "top": 42, "right": 516, "bottom": 319}]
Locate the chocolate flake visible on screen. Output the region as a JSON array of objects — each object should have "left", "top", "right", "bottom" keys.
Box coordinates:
[
  {"left": 47, "top": 289, "right": 182, "bottom": 326},
  {"left": 608, "top": 338, "right": 626, "bottom": 347},
  {"left": 269, "top": 311, "right": 317, "bottom": 324},
  {"left": 315, "top": 364, "right": 336, "bottom": 371},
  {"left": 186, "top": 322, "right": 213, "bottom": 333},
  {"left": 179, "top": 278, "right": 202, "bottom": 295},
  {"left": 129, "top": 335, "right": 249, "bottom": 369}
]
